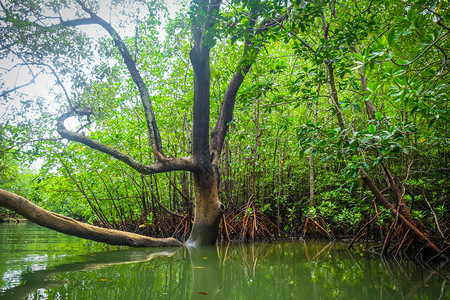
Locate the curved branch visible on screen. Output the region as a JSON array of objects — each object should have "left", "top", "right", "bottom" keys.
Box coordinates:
[
  {"left": 0, "top": 189, "right": 183, "bottom": 247},
  {"left": 391, "top": 32, "right": 449, "bottom": 66},
  {"left": 60, "top": 0, "right": 164, "bottom": 158},
  {"left": 57, "top": 111, "right": 197, "bottom": 174},
  {"left": 210, "top": 13, "right": 288, "bottom": 164}
]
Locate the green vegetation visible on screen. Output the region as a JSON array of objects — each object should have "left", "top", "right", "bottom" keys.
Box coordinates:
[
  {"left": 0, "top": 124, "right": 36, "bottom": 218},
  {"left": 0, "top": 0, "right": 448, "bottom": 256}
]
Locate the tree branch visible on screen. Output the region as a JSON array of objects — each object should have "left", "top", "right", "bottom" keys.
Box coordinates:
[
  {"left": 391, "top": 32, "right": 449, "bottom": 66},
  {"left": 359, "top": 170, "right": 441, "bottom": 255},
  {"left": 0, "top": 70, "right": 42, "bottom": 98},
  {"left": 56, "top": 110, "right": 197, "bottom": 174},
  {"left": 60, "top": 0, "right": 164, "bottom": 159},
  {"left": 210, "top": 13, "right": 288, "bottom": 165},
  {"left": 0, "top": 189, "right": 183, "bottom": 247}
]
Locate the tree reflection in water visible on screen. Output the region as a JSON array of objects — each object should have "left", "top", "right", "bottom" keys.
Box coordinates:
[{"left": 1, "top": 240, "right": 448, "bottom": 299}]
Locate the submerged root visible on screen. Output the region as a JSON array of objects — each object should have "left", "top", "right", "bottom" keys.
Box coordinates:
[{"left": 349, "top": 217, "right": 449, "bottom": 261}]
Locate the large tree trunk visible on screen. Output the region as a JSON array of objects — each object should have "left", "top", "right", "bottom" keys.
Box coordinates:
[
  {"left": 0, "top": 189, "right": 183, "bottom": 247},
  {"left": 186, "top": 168, "right": 224, "bottom": 248},
  {"left": 186, "top": 0, "right": 224, "bottom": 248},
  {"left": 0, "top": 1, "right": 287, "bottom": 250}
]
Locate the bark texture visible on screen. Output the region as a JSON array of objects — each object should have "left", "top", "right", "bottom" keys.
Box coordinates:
[
  {"left": 0, "top": 189, "right": 183, "bottom": 247},
  {"left": 186, "top": 169, "right": 224, "bottom": 248}
]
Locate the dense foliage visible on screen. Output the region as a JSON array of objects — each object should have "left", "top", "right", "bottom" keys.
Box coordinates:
[{"left": 1, "top": 0, "right": 448, "bottom": 252}]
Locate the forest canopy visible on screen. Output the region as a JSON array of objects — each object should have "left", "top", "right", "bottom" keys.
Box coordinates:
[{"left": 0, "top": 0, "right": 448, "bottom": 256}]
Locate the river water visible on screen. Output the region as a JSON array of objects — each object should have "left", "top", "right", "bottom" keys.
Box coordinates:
[{"left": 0, "top": 222, "right": 448, "bottom": 299}]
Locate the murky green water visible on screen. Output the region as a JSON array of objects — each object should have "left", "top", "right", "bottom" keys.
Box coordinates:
[{"left": 0, "top": 222, "right": 448, "bottom": 299}]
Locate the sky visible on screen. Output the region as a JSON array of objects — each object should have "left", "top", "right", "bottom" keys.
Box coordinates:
[{"left": 0, "top": 0, "right": 184, "bottom": 125}]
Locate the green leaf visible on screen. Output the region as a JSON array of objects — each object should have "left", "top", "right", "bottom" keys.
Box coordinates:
[
  {"left": 368, "top": 124, "right": 376, "bottom": 134},
  {"left": 387, "top": 29, "right": 395, "bottom": 46},
  {"left": 373, "top": 156, "right": 383, "bottom": 166},
  {"left": 410, "top": 106, "right": 419, "bottom": 115},
  {"left": 351, "top": 62, "right": 364, "bottom": 70},
  {"left": 367, "top": 82, "right": 376, "bottom": 91},
  {"left": 353, "top": 103, "right": 361, "bottom": 112},
  {"left": 386, "top": 51, "right": 394, "bottom": 60},
  {"left": 415, "top": 84, "right": 423, "bottom": 95},
  {"left": 393, "top": 69, "right": 406, "bottom": 76},
  {"left": 352, "top": 154, "right": 358, "bottom": 163},
  {"left": 394, "top": 77, "right": 405, "bottom": 86},
  {"left": 371, "top": 51, "right": 385, "bottom": 57},
  {"left": 375, "top": 111, "right": 382, "bottom": 121},
  {"left": 397, "top": 59, "right": 409, "bottom": 65},
  {"left": 353, "top": 53, "right": 364, "bottom": 61},
  {"left": 373, "top": 35, "right": 383, "bottom": 45},
  {"left": 360, "top": 162, "right": 369, "bottom": 170}
]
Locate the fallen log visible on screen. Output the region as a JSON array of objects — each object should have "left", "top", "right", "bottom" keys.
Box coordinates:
[{"left": 0, "top": 189, "right": 183, "bottom": 247}]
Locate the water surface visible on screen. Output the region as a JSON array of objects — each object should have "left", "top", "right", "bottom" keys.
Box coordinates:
[{"left": 0, "top": 222, "right": 448, "bottom": 299}]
